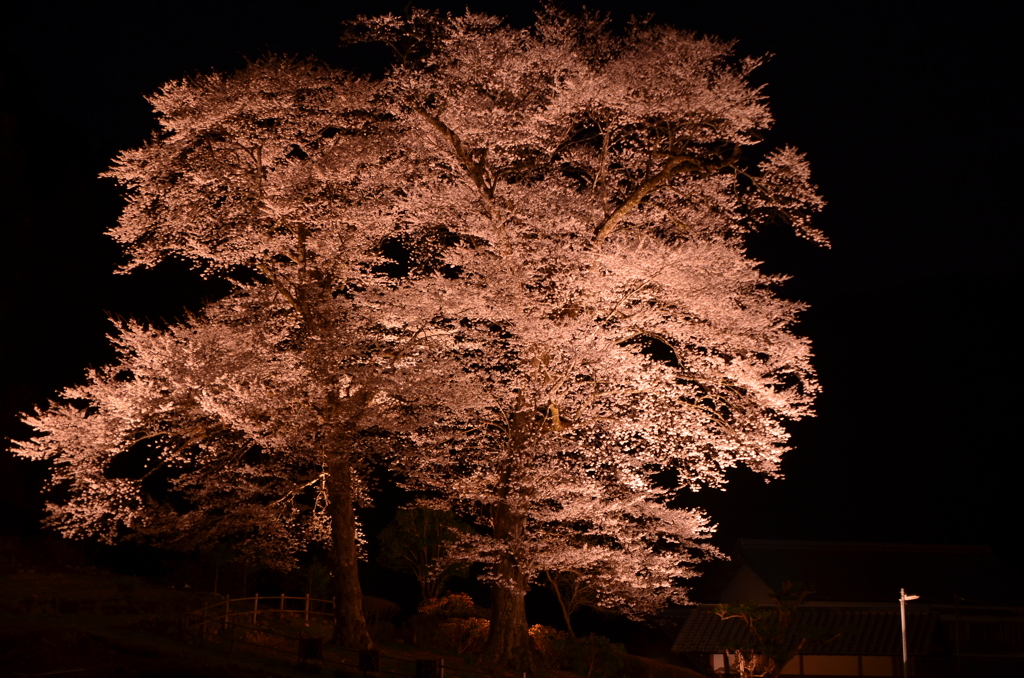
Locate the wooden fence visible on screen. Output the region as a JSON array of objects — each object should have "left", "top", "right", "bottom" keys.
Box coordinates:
[
  {"left": 188, "top": 592, "right": 334, "bottom": 632},
  {"left": 184, "top": 595, "right": 477, "bottom": 677},
  {"left": 183, "top": 595, "right": 696, "bottom": 678}
]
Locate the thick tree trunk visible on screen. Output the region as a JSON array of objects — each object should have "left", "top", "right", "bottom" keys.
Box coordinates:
[
  {"left": 325, "top": 453, "right": 374, "bottom": 650},
  {"left": 481, "top": 502, "right": 535, "bottom": 675}
]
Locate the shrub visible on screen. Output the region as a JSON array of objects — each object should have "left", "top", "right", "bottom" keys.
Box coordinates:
[
  {"left": 568, "top": 634, "right": 626, "bottom": 678},
  {"left": 412, "top": 593, "right": 490, "bottom": 655},
  {"left": 363, "top": 596, "right": 401, "bottom": 625},
  {"left": 361, "top": 595, "right": 401, "bottom": 643},
  {"left": 417, "top": 592, "right": 484, "bottom": 619},
  {"left": 530, "top": 624, "right": 572, "bottom": 669},
  {"left": 435, "top": 616, "right": 490, "bottom": 655},
  {"left": 527, "top": 626, "right": 627, "bottom": 678}
]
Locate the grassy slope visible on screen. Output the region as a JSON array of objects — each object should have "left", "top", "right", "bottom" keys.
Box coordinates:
[{"left": 0, "top": 571, "right": 703, "bottom": 678}]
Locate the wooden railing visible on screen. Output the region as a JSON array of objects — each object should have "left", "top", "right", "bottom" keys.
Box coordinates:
[
  {"left": 182, "top": 597, "right": 515, "bottom": 677},
  {"left": 183, "top": 605, "right": 482, "bottom": 677},
  {"left": 188, "top": 593, "right": 334, "bottom": 631}
]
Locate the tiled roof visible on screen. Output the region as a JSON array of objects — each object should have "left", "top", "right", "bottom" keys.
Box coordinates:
[{"left": 672, "top": 606, "right": 936, "bottom": 656}]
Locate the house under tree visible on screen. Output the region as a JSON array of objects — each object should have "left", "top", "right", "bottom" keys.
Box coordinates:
[{"left": 671, "top": 540, "right": 1024, "bottom": 677}]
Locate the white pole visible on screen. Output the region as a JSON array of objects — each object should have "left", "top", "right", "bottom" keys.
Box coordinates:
[{"left": 900, "top": 588, "right": 908, "bottom": 677}]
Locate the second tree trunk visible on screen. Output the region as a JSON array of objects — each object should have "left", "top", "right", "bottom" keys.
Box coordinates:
[
  {"left": 326, "top": 453, "right": 374, "bottom": 650},
  {"left": 482, "top": 502, "right": 535, "bottom": 674}
]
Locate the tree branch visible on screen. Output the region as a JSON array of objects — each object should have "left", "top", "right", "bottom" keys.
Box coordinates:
[
  {"left": 415, "top": 108, "right": 495, "bottom": 208},
  {"left": 594, "top": 145, "right": 741, "bottom": 244}
]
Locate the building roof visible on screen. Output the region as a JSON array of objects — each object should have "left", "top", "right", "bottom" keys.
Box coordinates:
[
  {"left": 700, "top": 540, "right": 1024, "bottom": 606},
  {"left": 672, "top": 606, "right": 937, "bottom": 657}
]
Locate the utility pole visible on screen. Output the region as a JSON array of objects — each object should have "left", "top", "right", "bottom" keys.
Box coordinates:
[{"left": 900, "top": 588, "right": 920, "bottom": 678}]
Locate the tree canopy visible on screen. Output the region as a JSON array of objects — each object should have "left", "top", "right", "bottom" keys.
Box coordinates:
[
  {"left": 16, "top": 7, "right": 823, "bottom": 669},
  {"left": 352, "top": 9, "right": 824, "bottom": 668}
]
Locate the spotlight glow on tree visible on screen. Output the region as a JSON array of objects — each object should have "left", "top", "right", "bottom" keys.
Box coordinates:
[
  {"left": 349, "top": 8, "right": 825, "bottom": 670},
  {"left": 16, "top": 7, "right": 824, "bottom": 667}
]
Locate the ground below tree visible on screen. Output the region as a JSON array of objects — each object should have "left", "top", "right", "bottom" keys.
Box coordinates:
[{"left": 0, "top": 569, "right": 703, "bottom": 678}]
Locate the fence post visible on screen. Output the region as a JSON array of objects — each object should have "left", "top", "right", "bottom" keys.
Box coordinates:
[
  {"left": 253, "top": 593, "right": 259, "bottom": 626},
  {"left": 305, "top": 593, "right": 310, "bottom": 623},
  {"left": 224, "top": 594, "right": 230, "bottom": 631},
  {"left": 280, "top": 593, "right": 285, "bottom": 620}
]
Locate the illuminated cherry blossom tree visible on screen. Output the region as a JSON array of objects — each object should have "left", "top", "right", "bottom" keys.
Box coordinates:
[
  {"left": 15, "top": 58, "right": 450, "bottom": 650},
  {"left": 16, "top": 7, "right": 824, "bottom": 669},
  {"left": 349, "top": 7, "right": 824, "bottom": 670}
]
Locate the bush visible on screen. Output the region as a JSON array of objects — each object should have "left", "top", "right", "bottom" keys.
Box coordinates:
[
  {"left": 363, "top": 595, "right": 400, "bottom": 624},
  {"left": 417, "top": 592, "right": 485, "bottom": 619},
  {"left": 434, "top": 616, "right": 490, "bottom": 655},
  {"left": 567, "top": 633, "right": 626, "bottom": 678},
  {"left": 362, "top": 595, "right": 401, "bottom": 641},
  {"left": 411, "top": 593, "right": 490, "bottom": 655},
  {"left": 530, "top": 624, "right": 573, "bottom": 669},
  {"left": 528, "top": 626, "right": 626, "bottom": 678}
]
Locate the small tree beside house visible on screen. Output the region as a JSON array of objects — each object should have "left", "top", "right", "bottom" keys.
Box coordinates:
[{"left": 715, "top": 582, "right": 831, "bottom": 678}]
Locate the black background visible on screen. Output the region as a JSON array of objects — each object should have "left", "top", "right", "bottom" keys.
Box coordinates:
[{"left": 2, "top": 0, "right": 1020, "bottom": 596}]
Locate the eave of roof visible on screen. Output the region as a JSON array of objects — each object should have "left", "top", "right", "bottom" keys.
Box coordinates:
[{"left": 672, "top": 606, "right": 937, "bottom": 657}]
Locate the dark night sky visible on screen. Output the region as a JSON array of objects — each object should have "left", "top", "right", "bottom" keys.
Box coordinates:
[{"left": 2, "top": 0, "right": 1021, "bottom": 576}]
